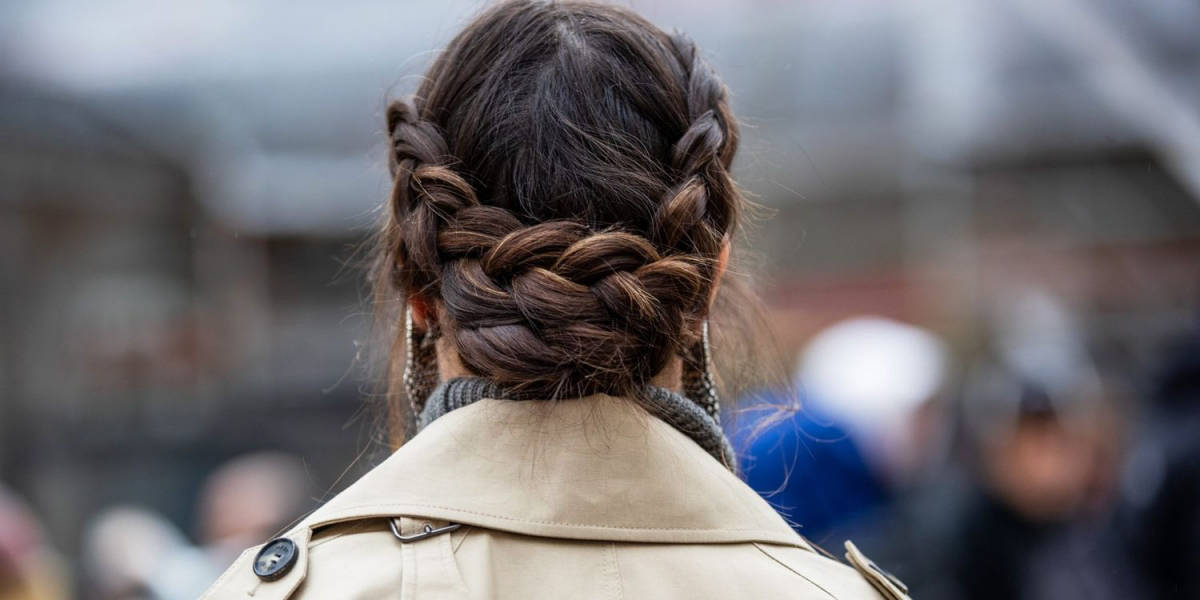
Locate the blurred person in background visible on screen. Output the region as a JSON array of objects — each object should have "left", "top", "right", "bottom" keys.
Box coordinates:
[
  {"left": 951, "top": 366, "right": 1133, "bottom": 600},
  {"left": 200, "top": 1, "right": 907, "bottom": 598},
  {"left": 1116, "top": 329, "right": 1200, "bottom": 599},
  {"left": 80, "top": 452, "right": 307, "bottom": 600},
  {"left": 0, "top": 486, "right": 67, "bottom": 600},
  {"left": 195, "top": 452, "right": 310, "bottom": 568},
  {"left": 82, "top": 507, "right": 216, "bottom": 600},
  {"left": 850, "top": 292, "right": 1143, "bottom": 600},
  {"left": 940, "top": 292, "right": 1139, "bottom": 600},
  {"left": 729, "top": 317, "right": 951, "bottom": 543}
]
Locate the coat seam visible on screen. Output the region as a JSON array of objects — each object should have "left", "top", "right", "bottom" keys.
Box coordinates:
[
  {"left": 197, "top": 548, "right": 254, "bottom": 600},
  {"left": 603, "top": 543, "right": 614, "bottom": 600},
  {"left": 307, "top": 520, "right": 370, "bottom": 552},
  {"left": 754, "top": 543, "right": 837, "bottom": 600},
  {"left": 310, "top": 502, "right": 790, "bottom": 534},
  {"left": 611, "top": 543, "right": 625, "bottom": 600},
  {"left": 439, "top": 526, "right": 471, "bottom": 596},
  {"left": 604, "top": 543, "right": 625, "bottom": 600},
  {"left": 451, "top": 525, "right": 474, "bottom": 553}
]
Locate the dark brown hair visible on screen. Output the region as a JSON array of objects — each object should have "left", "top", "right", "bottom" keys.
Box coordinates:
[{"left": 374, "top": 0, "right": 747, "bottom": 439}]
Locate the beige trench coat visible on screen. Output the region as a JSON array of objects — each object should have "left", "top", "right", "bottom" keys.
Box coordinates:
[{"left": 201, "top": 395, "right": 910, "bottom": 599}]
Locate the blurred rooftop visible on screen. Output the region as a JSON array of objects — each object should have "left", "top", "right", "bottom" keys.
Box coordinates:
[{"left": 3, "top": 0, "right": 1198, "bottom": 237}]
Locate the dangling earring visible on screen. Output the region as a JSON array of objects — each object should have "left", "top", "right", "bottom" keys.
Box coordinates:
[
  {"left": 682, "top": 320, "right": 721, "bottom": 424},
  {"left": 404, "top": 305, "right": 439, "bottom": 419}
]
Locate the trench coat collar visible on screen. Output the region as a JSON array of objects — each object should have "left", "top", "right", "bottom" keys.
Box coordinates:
[{"left": 301, "top": 394, "right": 809, "bottom": 548}]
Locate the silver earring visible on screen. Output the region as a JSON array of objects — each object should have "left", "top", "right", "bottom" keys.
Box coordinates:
[
  {"left": 404, "top": 305, "right": 439, "bottom": 419},
  {"left": 682, "top": 320, "right": 721, "bottom": 424}
]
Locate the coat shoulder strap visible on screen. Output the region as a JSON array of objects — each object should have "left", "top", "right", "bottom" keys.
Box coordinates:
[
  {"left": 843, "top": 540, "right": 911, "bottom": 600},
  {"left": 200, "top": 527, "right": 312, "bottom": 600},
  {"left": 396, "top": 517, "right": 470, "bottom": 600}
]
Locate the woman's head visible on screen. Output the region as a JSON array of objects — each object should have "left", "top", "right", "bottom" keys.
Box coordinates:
[{"left": 376, "top": 0, "right": 743, "bottom": 407}]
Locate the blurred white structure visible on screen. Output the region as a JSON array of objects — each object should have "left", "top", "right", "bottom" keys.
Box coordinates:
[
  {"left": 83, "top": 507, "right": 218, "bottom": 600},
  {"left": 799, "top": 317, "right": 948, "bottom": 436},
  {"left": 797, "top": 316, "right": 950, "bottom": 482}
]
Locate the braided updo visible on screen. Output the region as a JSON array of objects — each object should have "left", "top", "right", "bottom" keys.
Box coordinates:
[{"left": 376, "top": 0, "right": 743, "bottom": 404}]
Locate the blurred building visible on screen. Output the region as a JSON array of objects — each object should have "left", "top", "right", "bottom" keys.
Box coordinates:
[{"left": 0, "top": 79, "right": 374, "bottom": 570}]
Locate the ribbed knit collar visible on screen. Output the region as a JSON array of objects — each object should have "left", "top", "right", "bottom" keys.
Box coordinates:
[{"left": 418, "top": 377, "right": 736, "bottom": 469}]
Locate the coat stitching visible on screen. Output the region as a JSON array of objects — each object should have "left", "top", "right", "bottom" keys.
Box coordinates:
[
  {"left": 438, "top": 526, "right": 471, "bottom": 597},
  {"left": 754, "top": 543, "right": 837, "bottom": 600},
  {"left": 198, "top": 548, "right": 255, "bottom": 599},
  {"left": 606, "top": 543, "right": 625, "bottom": 600},
  {"left": 451, "top": 525, "right": 475, "bottom": 553},
  {"left": 307, "top": 520, "right": 370, "bottom": 552},
  {"left": 310, "top": 502, "right": 797, "bottom": 534}
]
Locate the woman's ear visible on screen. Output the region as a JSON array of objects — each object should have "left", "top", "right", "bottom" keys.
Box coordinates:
[
  {"left": 708, "top": 241, "right": 731, "bottom": 307},
  {"left": 409, "top": 295, "right": 432, "bottom": 330}
]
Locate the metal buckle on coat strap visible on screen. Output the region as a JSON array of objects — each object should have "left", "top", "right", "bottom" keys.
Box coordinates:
[{"left": 389, "top": 518, "right": 462, "bottom": 542}]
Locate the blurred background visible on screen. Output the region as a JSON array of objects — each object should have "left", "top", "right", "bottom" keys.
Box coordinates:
[{"left": 1, "top": 0, "right": 1198, "bottom": 598}]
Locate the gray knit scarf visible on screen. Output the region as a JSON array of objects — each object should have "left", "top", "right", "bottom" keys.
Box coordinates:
[{"left": 418, "top": 377, "right": 736, "bottom": 469}]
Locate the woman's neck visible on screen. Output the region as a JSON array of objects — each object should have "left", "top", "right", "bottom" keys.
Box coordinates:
[{"left": 435, "top": 337, "right": 684, "bottom": 393}]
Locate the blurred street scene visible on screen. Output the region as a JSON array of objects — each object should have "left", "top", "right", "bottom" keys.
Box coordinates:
[{"left": 1, "top": 0, "right": 1198, "bottom": 598}]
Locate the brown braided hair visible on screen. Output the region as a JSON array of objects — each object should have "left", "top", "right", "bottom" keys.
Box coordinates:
[{"left": 374, "top": 0, "right": 745, "bottom": 430}]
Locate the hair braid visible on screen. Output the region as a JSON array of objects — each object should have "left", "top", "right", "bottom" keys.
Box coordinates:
[
  {"left": 437, "top": 208, "right": 709, "bottom": 398},
  {"left": 375, "top": 1, "right": 751, "bottom": 406},
  {"left": 386, "top": 100, "right": 478, "bottom": 299},
  {"left": 651, "top": 33, "right": 740, "bottom": 282}
]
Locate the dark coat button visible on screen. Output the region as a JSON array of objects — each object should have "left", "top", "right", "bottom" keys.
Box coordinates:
[{"left": 253, "top": 538, "right": 298, "bottom": 581}]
